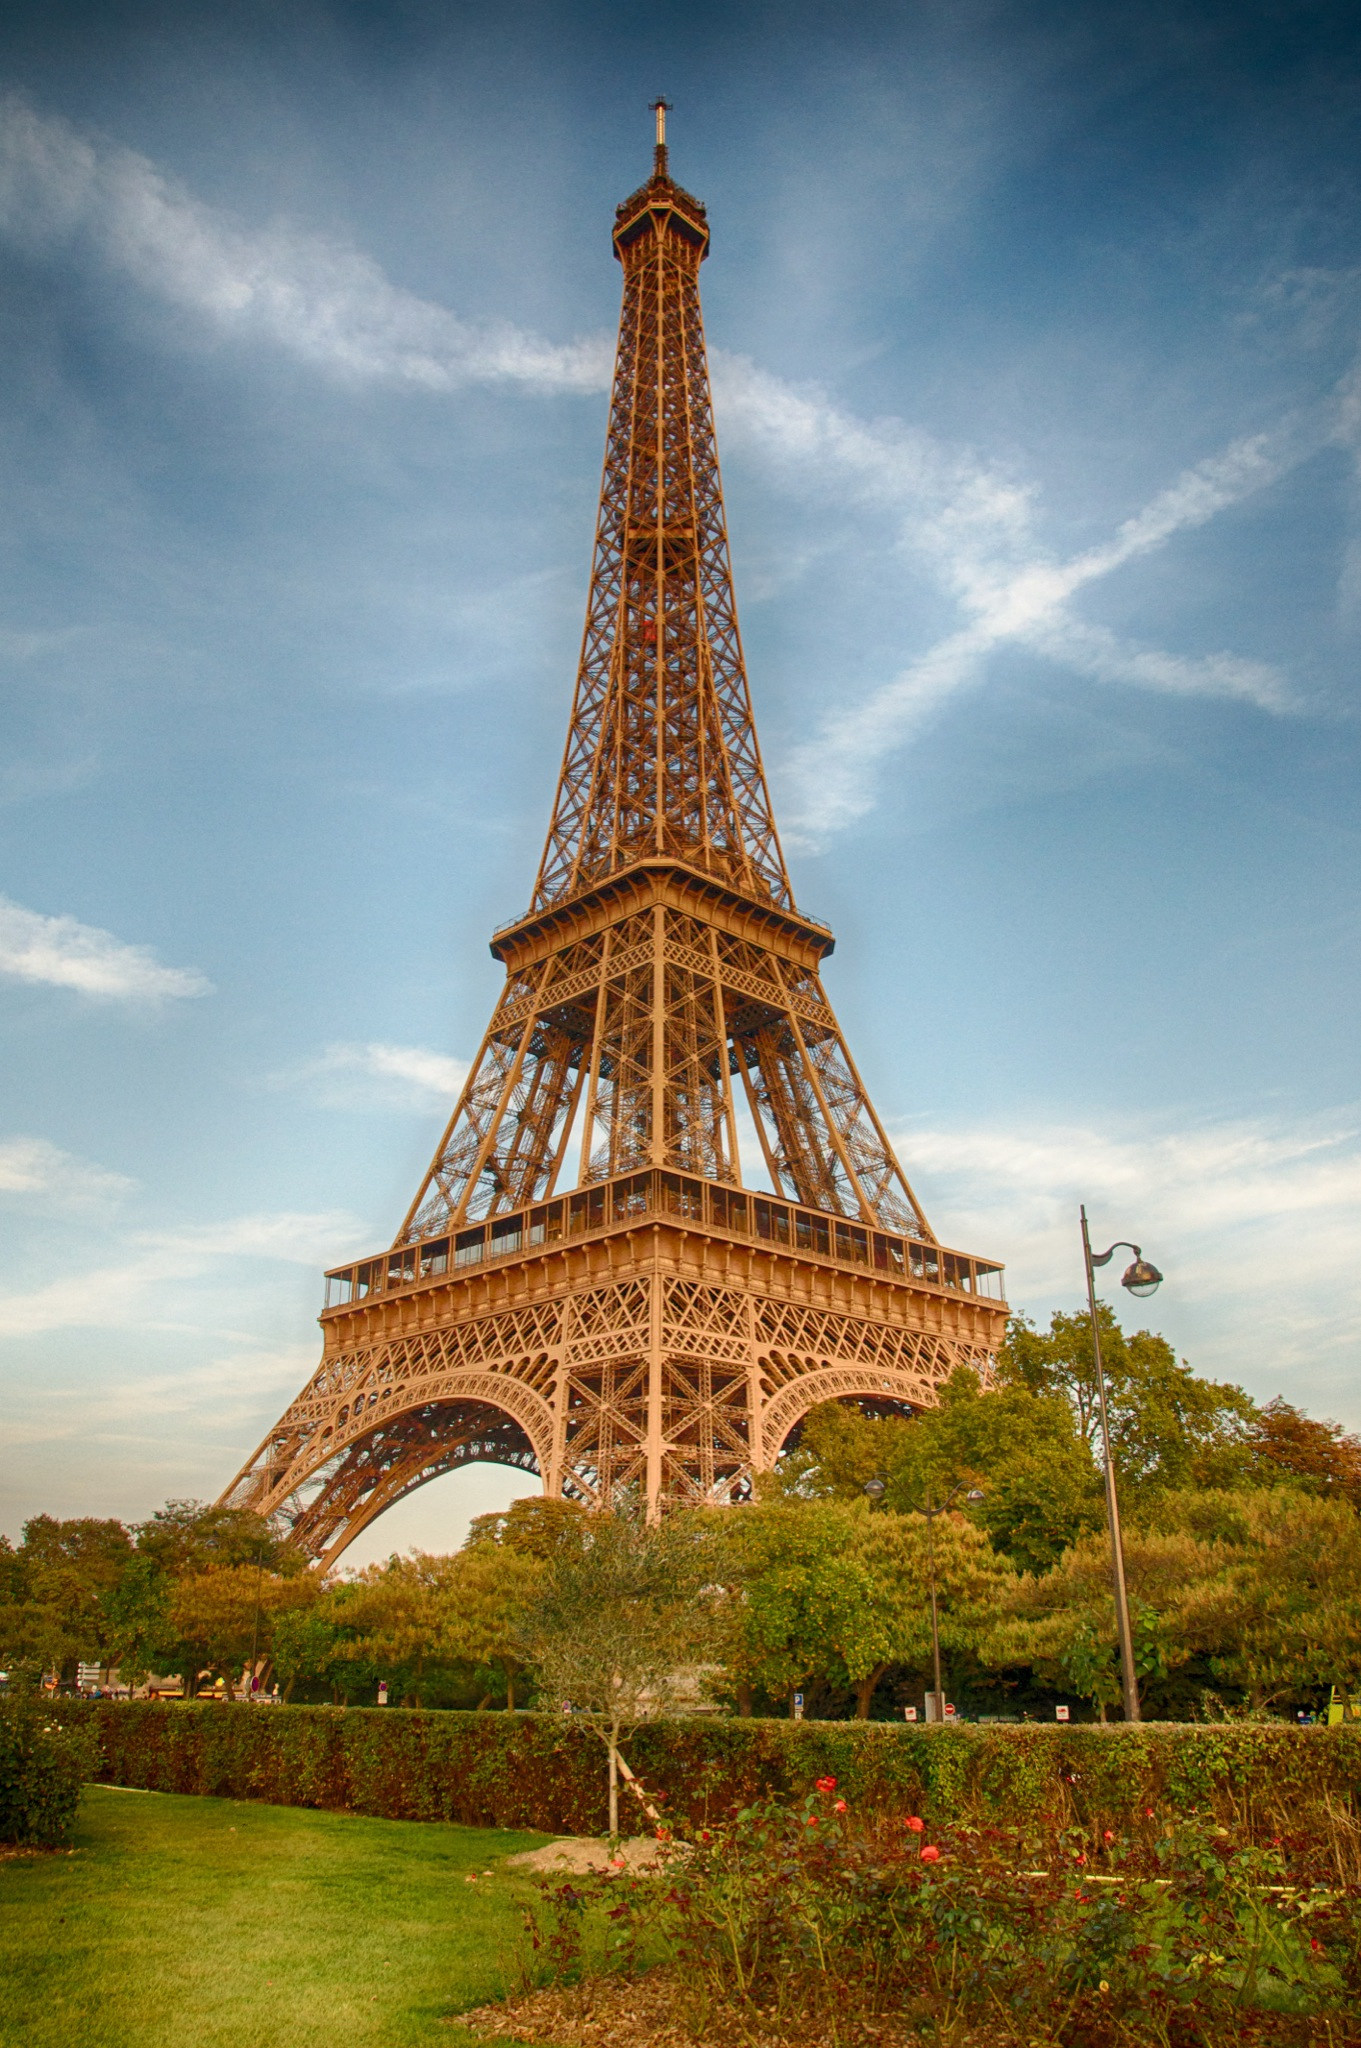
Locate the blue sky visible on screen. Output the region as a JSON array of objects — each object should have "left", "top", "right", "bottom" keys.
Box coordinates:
[{"left": 1, "top": 0, "right": 1358, "bottom": 1564}]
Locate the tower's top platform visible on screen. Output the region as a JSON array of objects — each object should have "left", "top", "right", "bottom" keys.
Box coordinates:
[{"left": 613, "top": 163, "right": 709, "bottom": 260}]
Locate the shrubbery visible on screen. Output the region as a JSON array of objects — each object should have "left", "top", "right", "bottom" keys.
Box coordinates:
[
  {"left": 65, "top": 1699, "right": 1361, "bottom": 1849},
  {"left": 0, "top": 1696, "right": 93, "bottom": 1846},
  {"left": 523, "top": 1781, "right": 1361, "bottom": 2044}
]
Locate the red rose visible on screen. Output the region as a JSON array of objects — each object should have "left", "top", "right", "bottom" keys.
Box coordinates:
[
  {"left": 919, "top": 1845, "right": 940, "bottom": 1863},
  {"left": 1102, "top": 1830, "right": 1114, "bottom": 1844},
  {"left": 806, "top": 1815, "right": 819, "bottom": 1827},
  {"left": 833, "top": 1799, "right": 848, "bottom": 1814},
  {"left": 815, "top": 1776, "right": 837, "bottom": 1793},
  {"left": 906, "top": 1816, "right": 925, "bottom": 1833}
]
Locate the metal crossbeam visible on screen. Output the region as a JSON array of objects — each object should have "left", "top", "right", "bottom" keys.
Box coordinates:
[{"left": 222, "top": 137, "right": 1006, "bottom": 1551}]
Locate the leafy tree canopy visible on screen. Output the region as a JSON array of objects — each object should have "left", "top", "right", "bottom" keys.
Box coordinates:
[
  {"left": 134, "top": 1499, "right": 299, "bottom": 1577},
  {"left": 1000, "top": 1306, "right": 1258, "bottom": 1494},
  {"left": 781, "top": 1370, "right": 1102, "bottom": 1573}
]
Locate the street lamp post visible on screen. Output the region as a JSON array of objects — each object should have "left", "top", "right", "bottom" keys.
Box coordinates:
[
  {"left": 248, "top": 1538, "right": 266, "bottom": 1701},
  {"left": 866, "top": 1476, "right": 983, "bottom": 1722},
  {"left": 1080, "top": 1206, "right": 1164, "bottom": 1725}
]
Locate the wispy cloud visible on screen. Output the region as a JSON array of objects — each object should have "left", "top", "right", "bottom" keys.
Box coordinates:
[
  {"left": 4, "top": 1341, "right": 318, "bottom": 1446},
  {"left": 746, "top": 388, "right": 1331, "bottom": 837},
  {"left": 0, "top": 894, "right": 212, "bottom": 1002},
  {"left": 901, "top": 1111, "right": 1361, "bottom": 1418},
  {"left": 1, "top": 93, "right": 1343, "bottom": 842},
  {"left": 0, "top": 94, "right": 610, "bottom": 395},
  {"left": 0, "top": 1135, "right": 134, "bottom": 1207},
  {"left": 286, "top": 1040, "right": 469, "bottom": 1109},
  {"left": 0, "top": 1207, "right": 362, "bottom": 1338}
]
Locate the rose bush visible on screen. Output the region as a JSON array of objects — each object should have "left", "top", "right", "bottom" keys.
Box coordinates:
[{"left": 522, "top": 1782, "right": 1361, "bottom": 2045}]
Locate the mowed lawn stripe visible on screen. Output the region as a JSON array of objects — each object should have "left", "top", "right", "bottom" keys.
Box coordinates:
[{"left": 0, "top": 1784, "right": 557, "bottom": 2047}]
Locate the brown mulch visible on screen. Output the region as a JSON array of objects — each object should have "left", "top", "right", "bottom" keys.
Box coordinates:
[{"left": 456, "top": 1969, "right": 972, "bottom": 2047}]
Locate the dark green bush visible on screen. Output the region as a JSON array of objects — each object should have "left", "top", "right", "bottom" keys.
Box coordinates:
[
  {"left": 0, "top": 1698, "right": 94, "bottom": 1846},
  {"left": 64, "top": 1702, "right": 1361, "bottom": 1856}
]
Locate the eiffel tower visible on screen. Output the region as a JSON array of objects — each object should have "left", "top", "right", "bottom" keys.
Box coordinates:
[{"left": 223, "top": 111, "right": 1007, "bottom": 1565}]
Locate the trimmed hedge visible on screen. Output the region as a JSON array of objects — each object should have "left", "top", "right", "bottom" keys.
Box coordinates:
[
  {"left": 67, "top": 1701, "right": 1361, "bottom": 1843},
  {"left": 0, "top": 1700, "right": 94, "bottom": 1846}
]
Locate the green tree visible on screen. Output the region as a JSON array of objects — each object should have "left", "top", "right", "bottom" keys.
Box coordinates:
[
  {"left": 812, "top": 1506, "right": 1014, "bottom": 1717},
  {"left": 424, "top": 1494, "right": 597, "bottom": 1706},
  {"left": 135, "top": 1499, "right": 299, "bottom": 1577},
  {"left": 101, "top": 1553, "right": 172, "bottom": 1686},
  {"left": 517, "top": 1513, "right": 711, "bottom": 1833},
  {"left": 271, "top": 1604, "right": 352, "bottom": 1702},
  {"left": 1160, "top": 1487, "right": 1361, "bottom": 1709},
  {"left": 1001, "top": 1308, "right": 1258, "bottom": 1493},
  {"left": 784, "top": 1374, "right": 1102, "bottom": 1574},
  {"left": 167, "top": 1565, "right": 318, "bottom": 1697},
  {"left": 0, "top": 1516, "right": 135, "bottom": 1684},
  {"left": 463, "top": 1496, "right": 592, "bottom": 1559},
  {"left": 987, "top": 1524, "right": 1216, "bottom": 1718},
  {"left": 703, "top": 1494, "right": 848, "bottom": 1712}
]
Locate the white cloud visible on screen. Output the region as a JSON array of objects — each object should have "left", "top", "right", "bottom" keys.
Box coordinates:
[
  {"left": 0, "top": 1135, "right": 134, "bottom": 1206},
  {"left": 0, "top": 94, "right": 610, "bottom": 395},
  {"left": 142, "top": 1210, "right": 365, "bottom": 1264},
  {"left": 288, "top": 1040, "right": 470, "bottom": 1108},
  {"left": 4, "top": 1341, "right": 318, "bottom": 1446},
  {"left": 764, "top": 406, "right": 1329, "bottom": 837},
  {"left": 0, "top": 893, "right": 211, "bottom": 1002},
  {"left": 900, "top": 1111, "right": 1361, "bottom": 1423},
  {"left": 1, "top": 93, "right": 1341, "bottom": 841},
  {"left": 0, "top": 1207, "right": 363, "bottom": 1337}
]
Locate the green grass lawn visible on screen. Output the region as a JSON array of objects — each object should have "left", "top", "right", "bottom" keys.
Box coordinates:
[{"left": 0, "top": 1785, "right": 561, "bottom": 2048}]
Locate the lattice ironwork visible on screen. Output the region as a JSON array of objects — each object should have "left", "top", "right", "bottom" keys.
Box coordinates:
[{"left": 221, "top": 118, "right": 1007, "bottom": 1556}]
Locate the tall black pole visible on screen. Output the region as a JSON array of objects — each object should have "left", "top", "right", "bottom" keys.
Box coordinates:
[
  {"left": 927, "top": 1516, "right": 943, "bottom": 1720},
  {"left": 248, "top": 1539, "right": 265, "bottom": 1699},
  {"left": 1081, "top": 1206, "right": 1141, "bottom": 1723}
]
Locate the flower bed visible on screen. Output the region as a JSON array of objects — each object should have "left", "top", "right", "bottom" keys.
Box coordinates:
[{"left": 495, "top": 1781, "right": 1361, "bottom": 2046}]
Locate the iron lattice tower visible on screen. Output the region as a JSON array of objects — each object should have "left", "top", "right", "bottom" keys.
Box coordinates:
[{"left": 223, "top": 118, "right": 1007, "bottom": 1564}]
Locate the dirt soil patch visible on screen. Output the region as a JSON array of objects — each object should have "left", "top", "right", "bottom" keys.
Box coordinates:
[
  {"left": 500, "top": 1834, "right": 672, "bottom": 1875},
  {"left": 458, "top": 1969, "right": 971, "bottom": 2047}
]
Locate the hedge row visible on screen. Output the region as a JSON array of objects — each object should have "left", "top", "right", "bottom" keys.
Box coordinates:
[{"left": 68, "top": 1701, "right": 1361, "bottom": 1843}]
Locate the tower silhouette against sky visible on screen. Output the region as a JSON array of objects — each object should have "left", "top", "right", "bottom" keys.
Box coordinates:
[{"left": 223, "top": 113, "right": 1007, "bottom": 1564}]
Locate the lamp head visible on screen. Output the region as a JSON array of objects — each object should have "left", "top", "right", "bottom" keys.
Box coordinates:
[
  {"left": 1121, "top": 1257, "right": 1163, "bottom": 1299},
  {"left": 862, "top": 1478, "right": 887, "bottom": 1502},
  {"left": 965, "top": 1489, "right": 985, "bottom": 1504}
]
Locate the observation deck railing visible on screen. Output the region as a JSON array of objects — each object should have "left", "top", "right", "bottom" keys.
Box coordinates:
[{"left": 322, "top": 1168, "right": 1005, "bottom": 1313}]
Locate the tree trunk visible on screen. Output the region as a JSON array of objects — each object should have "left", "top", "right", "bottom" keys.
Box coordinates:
[
  {"left": 608, "top": 1728, "right": 620, "bottom": 1838},
  {"left": 736, "top": 1682, "right": 753, "bottom": 1717},
  {"left": 506, "top": 1669, "right": 516, "bottom": 1712},
  {"left": 854, "top": 1665, "right": 885, "bottom": 1720}
]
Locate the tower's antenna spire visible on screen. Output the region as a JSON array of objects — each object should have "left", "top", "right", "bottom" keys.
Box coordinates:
[{"left": 650, "top": 96, "right": 672, "bottom": 177}]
